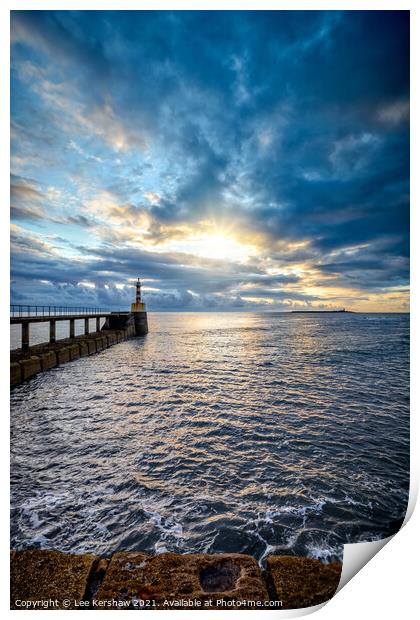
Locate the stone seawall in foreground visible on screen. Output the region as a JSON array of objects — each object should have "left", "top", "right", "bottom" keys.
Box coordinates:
[{"left": 10, "top": 549, "right": 342, "bottom": 610}]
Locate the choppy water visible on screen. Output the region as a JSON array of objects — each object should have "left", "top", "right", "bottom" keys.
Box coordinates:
[
  {"left": 10, "top": 318, "right": 106, "bottom": 349},
  {"left": 10, "top": 312, "right": 409, "bottom": 564}
]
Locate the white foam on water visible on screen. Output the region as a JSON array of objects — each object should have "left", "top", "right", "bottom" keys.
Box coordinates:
[
  {"left": 28, "top": 510, "right": 43, "bottom": 528},
  {"left": 344, "top": 494, "right": 373, "bottom": 510},
  {"left": 306, "top": 542, "right": 342, "bottom": 563},
  {"left": 30, "top": 534, "right": 49, "bottom": 547},
  {"left": 154, "top": 541, "right": 169, "bottom": 554},
  {"left": 18, "top": 492, "right": 70, "bottom": 536},
  {"left": 202, "top": 531, "right": 218, "bottom": 553}
]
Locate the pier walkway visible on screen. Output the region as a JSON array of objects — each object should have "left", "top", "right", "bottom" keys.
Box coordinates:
[
  {"left": 10, "top": 283, "right": 148, "bottom": 386},
  {"left": 10, "top": 305, "right": 115, "bottom": 351}
]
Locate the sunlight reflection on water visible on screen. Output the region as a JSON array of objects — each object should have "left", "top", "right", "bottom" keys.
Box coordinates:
[{"left": 10, "top": 312, "right": 409, "bottom": 564}]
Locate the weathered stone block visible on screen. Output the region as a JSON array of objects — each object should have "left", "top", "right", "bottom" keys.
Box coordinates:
[
  {"left": 40, "top": 351, "right": 57, "bottom": 371},
  {"left": 86, "top": 339, "right": 96, "bottom": 354},
  {"left": 10, "top": 363, "right": 22, "bottom": 387},
  {"left": 134, "top": 311, "right": 148, "bottom": 336},
  {"left": 106, "top": 333, "right": 116, "bottom": 345},
  {"left": 79, "top": 341, "right": 89, "bottom": 357},
  {"left": 10, "top": 549, "right": 98, "bottom": 610},
  {"left": 266, "top": 556, "right": 342, "bottom": 609},
  {"left": 97, "top": 552, "right": 268, "bottom": 609},
  {"left": 69, "top": 343, "right": 81, "bottom": 360},
  {"left": 56, "top": 347, "right": 70, "bottom": 364},
  {"left": 95, "top": 338, "right": 103, "bottom": 351},
  {"left": 101, "top": 336, "right": 109, "bottom": 348},
  {"left": 19, "top": 356, "right": 41, "bottom": 381}
]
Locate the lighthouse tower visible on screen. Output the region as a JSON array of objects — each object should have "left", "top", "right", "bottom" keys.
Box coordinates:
[
  {"left": 131, "top": 277, "right": 148, "bottom": 335},
  {"left": 131, "top": 277, "right": 145, "bottom": 312}
]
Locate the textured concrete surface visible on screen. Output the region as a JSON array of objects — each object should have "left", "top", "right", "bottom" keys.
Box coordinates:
[
  {"left": 97, "top": 552, "right": 268, "bottom": 609},
  {"left": 86, "top": 339, "right": 96, "bottom": 354},
  {"left": 134, "top": 311, "right": 148, "bottom": 336},
  {"left": 106, "top": 333, "right": 116, "bottom": 345},
  {"left": 40, "top": 351, "right": 57, "bottom": 371},
  {"left": 84, "top": 558, "right": 110, "bottom": 601},
  {"left": 96, "top": 551, "right": 150, "bottom": 606},
  {"left": 10, "top": 549, "right": 98, "bottom": 610},
  {"left": 266, "top": 555, "right": 342, "bottom": 609},
  {"left": 10, "top": 549, "right": 343, "bottom": 610},
  {"left": 19, "top": 356, "right": 41, "bottom": 381},
  {"left": 95, "top": 338, "right": 103, "bottom": 351},
  {"left": 10, "top": 327, "right": 136, "bottom": 388},
  {"left": 57, "top": 347, "right": 70, "bottom": 364},
  {"left": 69, "top": 343, "right": 81, "bottom": 360},
  {"left": 79, "top": 341, "right": 89, "bottom": 357},
  {"left": 10, "top": 362, "right": 22, "bottom": 387}
]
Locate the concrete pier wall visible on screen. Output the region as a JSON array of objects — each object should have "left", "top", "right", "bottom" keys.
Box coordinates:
[
  {"left": 106, "top": 312, "right": 138, "bottom": 336},
  {"left": 10, "top": 310, "right": 147, "bottom": 388},
  {"left": 11, "top": 326, "right": 135, "bottom": 388},
  {"left": 10, "top": 549, "right": 342, "bottom": 610},
  {"left": 134, "top": 311, "right": 148, "bottom": 336}
]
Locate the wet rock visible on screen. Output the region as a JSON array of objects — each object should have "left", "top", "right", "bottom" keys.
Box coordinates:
[
  {"left": 266, "top": 555, "right": 342, "bottom": 609},
  {"left": 97, "top": 552, "right": 268, "bottom": 609},
  {"left": 10, "top": 549, "right": 98, "bottom": 610}
]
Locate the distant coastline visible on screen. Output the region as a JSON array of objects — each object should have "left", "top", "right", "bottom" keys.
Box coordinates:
[{"left": 291, "top": 309, "right": 354, "bottom": 314}]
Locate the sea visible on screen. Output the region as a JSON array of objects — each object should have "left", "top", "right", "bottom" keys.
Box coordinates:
[{"left": 10, "top": 312, "right": 410, "bottom": 565}]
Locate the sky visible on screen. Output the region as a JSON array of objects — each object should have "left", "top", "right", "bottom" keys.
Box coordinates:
[{"left": 10, "top": 10, "right": 409, "bottom": 312}]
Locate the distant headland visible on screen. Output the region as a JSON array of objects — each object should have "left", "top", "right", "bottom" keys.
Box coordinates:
[{"left": 291, "top": 309, "right": 354, "bottom": 313}]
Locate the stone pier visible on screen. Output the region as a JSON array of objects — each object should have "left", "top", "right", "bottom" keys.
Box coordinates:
[
  {"left": 10, "top": 549, "right": 342, "bottom": 610},
  {"left": 11, "top": 281, "right": 149, "bottom": 381},
  {"left": 11, "top": 311, "right": 112, "bottom": 353},
  {"left": 130, "top": 277, "right": 148, "bottom": 336},
  {"left": 10, "top": 315, "right": 139, "bottom": 388}
]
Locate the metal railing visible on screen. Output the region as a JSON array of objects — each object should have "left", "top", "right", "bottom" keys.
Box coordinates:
[{"left": 10, "top": 305, "right": 111, "bottom": 318}]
